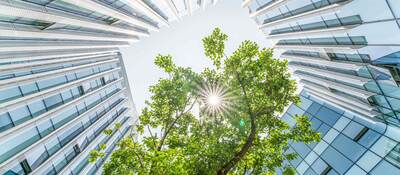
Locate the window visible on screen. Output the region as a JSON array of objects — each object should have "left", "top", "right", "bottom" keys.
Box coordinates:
[
  {"left": 386, "top": 143, "right": 400, "bottom": 169},
  {"left": 287, "top": 104, "right": 305, "bottom": 116},
  {"left": 45, "top": 138, "right": 61, "bottom": 156},
  {"left": 73, "top": 144, "right": 81, "bottom": 154},
  {"left": 331, "top": 134, "right": 366, "bottom": 162},
  {"left": 66, "top": 73, "right": 77, "bottom": 82},
  {"left": 37, "top": 120, "right": 54, "bottom": 137},
  {"left": 85, "top": 94, "right": 101, "bottom": 109},
  {"left": 53, "top": 156, "right": 68, "bottom": 173},
  {"left": 311, "top": 158, "right": 329, "bottom": 174},
  {"left": 65, "top": 147, "right": 77, "bottom": 162},
  {"left": 0, "top": 86, "right": 22, "bottom": 103},
  {"left": 58, "top": 124, "right": 83, "bottom": 146},
  {"left": 315, "top": 107, "right": 340, "bottom": 126},
  {"left": 44, "top": 94, "right": 63, "bottom": 110},
  {"left": 358, "top": 129, "right": 380, "bottom": 147},
  {"left": 52, "top": 107, "right": 78, "bottom": 129},
  {"left": 76, "top": 68, "right": 93, "bottom": 78},
  {"left": 78, "top": 85, "right": 85, "bottom": 96},
  {"left": 37, "top": 76, "right": 67, "bottom": 90},
  {"left": 321, "top": 146, "right": 352, "bottom": 174},
  {"left": 321, "top": 165, "right": 333, "bottom": 175},
  {"left": 353, "top": 127, "right": 369, "bottom": 142},
  {"left": 61, "top": 90, "right": 73, "bottom": 103},
  {"left": 306, "top": 103, "right": 322, "bottom": 115},
  {"left": 76, "top": 102, "right": 87, "bottom": 115},
  {"left": 71, "top": 87, "right": 81, "bottom": 98},
  {"left": 20, "top": 159, "right": 32, "bottom": 174},
  {"left": 90, "top": 80, "right": 99, "bottom": 90},
  {"left": 0, "top": 127, "right": 40, "bottom": 164},
  {"left": 28, "top": 100, "right": 47, "bottom": 117},
  {"left": 20, "top": 83, "right": 39, "bottom": 95},
  {"left": 317, "top": 124, "right": 330, "bottom": 138},
  {"left": 26, "top": 146, "right": 49, "bottom": 170},
  {"left": 343, "top": 121, "right": 365, "bottom": 139},
  {"left": 0, "top": 113, "right": 13, "bottom": 132},
  {"left": 9, "top": 106, "right": 32, "bottom": 125},
  {"left": 100, "top": 77, "right": 106, "bottom": 86},
  {"left": 371, "top": 160, "right": 400, "bottom": 175}
]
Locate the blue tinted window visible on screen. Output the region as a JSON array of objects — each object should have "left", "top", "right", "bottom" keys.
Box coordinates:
[
  {"left": 71, "top": 87, "right": 80, "bottom": 98},
  {"left": 331, "top": 134, "right": 366, "bottom": 162},
  {"left": 45, "top": 138, "right": 61, "bottom": 156},
  {"left": 282, "top": 114, "right": 296, "bottom": 127},
  {"left": 58, "top": 124, "right": 83, "bottom": 146},
  {"left": 324, "top": 103, "right": 344, "bottom": 115},
  {"left": 0, "top": 127, "right": 40, "bottom": 164},
  {"left": 311, "top": 158, "right": 328, "bottom": 174},
  {"left": 306, "top": 103, "right": 321, "bottom": 115},
  {"left": 292, "top": 142, "right": 311, "bottom": 158},
  {"left": 358, "top": 129, "right": 380, "bottom": 148},
  {"left": 310, "top": 117, "right": 322, "bottom": 130},
  {"left": 66, "top": 73, "right": 77, "bottom": 82},
  {"left": 37, "top": 120, "right": 54, "bottom": 137},
  {"left": 85, "top": 94, "right": 101, "bottom": 109},
  {"left": 76, "top": 68, "right": 93, "bottom": 78},
  {"left": 321, "top": 146, "right": 352, "bottom": 174},
  {"left": 44, "top": 94, "right": 63, "bottom": 110},
  {"left": 287, "top": 104, "right": 305, "bottom": 116},
  {"left": 315, "top": 107, "right": 340, "bottom": 126},
  {"left": 299, "top": 96, "right": 313, "bottom": 110},
  {"left": 20, "top": 83, "right": 38, "bottom": 95},
  {"left": 317, "top": 124, "right": 330, "bottom": 138},
  {"left": 342, "top": 121, "right": 364, "bottom": 139},
  {"left": 52, "top": 107, "right": 78, "bottom": 128},
  {"left": 371, "top": 160, "right": 400, "bottom": 175},
  {"left": 9, "top": 106, "right": 32, "bottom": 125},
  {"left": 37, "top": 76, "right": 67, "bottom": 90},
  {"left": 0, "top": 113, "right": 13, "bottom": 132},
  {"left": 76, "top": 103, "right": 87, "bottom": 114},
  {"left": 28, "top": 100, "right": 47, "bottom": 117},
  {"left": 304, "top": 168, "right": 317, "bottom": 175},
  {"left": 61, "top": 90, "right": 73, "bottom": 103},
  {"left": 286, "top": 147, "right": 302, "bottom": 167},
  {"left": 0, "top": 86, "right": 22, "bottom": 103}
]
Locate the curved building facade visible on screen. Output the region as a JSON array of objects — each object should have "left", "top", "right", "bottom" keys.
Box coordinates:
[
  {"left": 243, "top": 0, "right": 400, "bottom": 174},
  {"left": 0, "top": 0, "right": 218, "bottom": 175}
]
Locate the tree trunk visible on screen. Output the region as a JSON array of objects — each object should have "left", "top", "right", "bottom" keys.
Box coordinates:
[
  {"left": 217, "top": 113, "right": 256, "bottom": 175},
  {"left": 217, "top": 73, "right": 256, "bottom": 174}
]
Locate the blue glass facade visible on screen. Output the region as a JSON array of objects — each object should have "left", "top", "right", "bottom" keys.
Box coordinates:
[
  {"left": 279, "top": 91, "right": 400, "bottom": 174},
  {"left": 245, "top": 0, "right": 400, "bottom": 128}
]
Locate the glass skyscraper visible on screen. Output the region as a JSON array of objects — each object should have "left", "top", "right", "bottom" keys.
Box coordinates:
[
  {"left": 279, "top": 91, "right": 400, "bottom": 175},
  {"left": 0, "top": 0, "right": 218, "bottom": 174},
  {"left": 244, "top": 0, "right": 400, "bottom": 127},
  {"left": 243, "top": 0, "right": 400, "bottom": 174}
]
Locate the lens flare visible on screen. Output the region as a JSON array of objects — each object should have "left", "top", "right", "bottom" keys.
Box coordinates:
[
  {"left": 207, "top": 94, "right": 221, "bottom": 106},
  {"left": 198, "top": 82, "right": 235, "bottom": 116}
]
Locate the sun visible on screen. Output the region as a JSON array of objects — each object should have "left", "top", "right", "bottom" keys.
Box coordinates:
[
  {"left": 207, "top": 94, "right": 221, "bottom": 106},
  {"left": 197, "top": 82, "right": 235, "bottom": 116}
]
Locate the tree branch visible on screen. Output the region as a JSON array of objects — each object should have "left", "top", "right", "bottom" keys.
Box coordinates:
[
  {"left": 156, "top": 97, "right": 198, "bottom": 151},
  {"left": 217, "top": 73, "right": 257, "bottom": 175}
]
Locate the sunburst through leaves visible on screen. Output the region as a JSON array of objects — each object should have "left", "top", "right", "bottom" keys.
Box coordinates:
[{"left": 197, "top": 82, "right": 235, "bottom": 116}]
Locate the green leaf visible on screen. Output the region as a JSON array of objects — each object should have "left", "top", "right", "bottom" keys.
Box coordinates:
[
  {"left": 202, "top": 28, "right": 228, "bottom": 69},
  {"left": 98, "top": 28, "right": 320, "bottom": 175}
]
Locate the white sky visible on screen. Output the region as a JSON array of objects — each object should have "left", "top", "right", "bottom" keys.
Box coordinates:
[{"left": 120, "top": 0, "right": 273, "bottom": 112}]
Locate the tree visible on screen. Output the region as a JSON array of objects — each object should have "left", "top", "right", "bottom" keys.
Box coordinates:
[{"left": 91, "top": 28, "right": 320, "bottom": 175}]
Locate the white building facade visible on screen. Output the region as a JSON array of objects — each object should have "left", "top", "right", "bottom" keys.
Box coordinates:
[
  {"left": 0, "top": 0, "right": 218, "bottom": 174},
  {"left": 244, "top": 0, "right": 400, "bottom": 128},
  {"left": 243, "top": 0, "right": 400, "bottom": 174}
]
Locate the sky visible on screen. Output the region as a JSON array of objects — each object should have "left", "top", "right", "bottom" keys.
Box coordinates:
[{"left": 120, "top": 0, "right": 272, "bottom": 112}]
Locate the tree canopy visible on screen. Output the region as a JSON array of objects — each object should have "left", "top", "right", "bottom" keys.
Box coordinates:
[{"left": 91, "top": 28, "right": 320, "bottom": 175}]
